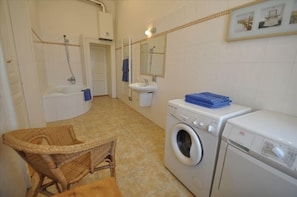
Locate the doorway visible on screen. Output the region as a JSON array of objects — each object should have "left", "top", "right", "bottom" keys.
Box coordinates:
[{"left": 81, "top": 36, "right": 116, "bottom": 98}]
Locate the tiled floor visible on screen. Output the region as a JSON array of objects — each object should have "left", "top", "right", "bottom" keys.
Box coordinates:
[{"left": 27, "top": 96, "right": 194, "bottom": 197}]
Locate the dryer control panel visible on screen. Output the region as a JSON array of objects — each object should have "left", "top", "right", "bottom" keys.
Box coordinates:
[
  {"left": 261, "top": 139, "right": 297, "bottom": 170},
  {"left": 225, "top": 123, "right": 297, "bottom": 178}
]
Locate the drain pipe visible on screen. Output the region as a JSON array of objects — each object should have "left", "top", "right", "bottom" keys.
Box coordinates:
[{"left": 87, "top": 0, "right": 106, "bottom": 12}]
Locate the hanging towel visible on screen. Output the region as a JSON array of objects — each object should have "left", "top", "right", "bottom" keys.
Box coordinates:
[
  {"left": 185, "top": 92, "right": 231, "bottom": 108},
  {"left": 122, "top": 59, "right": 129, "bottom": 82},
  {"left": 82, "top": 88, "right": 92, "bottom": 101}
]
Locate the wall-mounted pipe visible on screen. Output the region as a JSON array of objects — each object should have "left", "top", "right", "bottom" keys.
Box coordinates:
[
  {"left": 87, "top": 0, "right": 106, "bottom": 12},
  {"left": 63, "top": 35, "right": 76, "bottom": 84}
]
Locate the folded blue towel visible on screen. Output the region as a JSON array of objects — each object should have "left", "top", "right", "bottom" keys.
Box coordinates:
[
  {"left": 185, "top": 92, "right": 231, "bottom": 108},
  {"left": 185, "top": 97, "right": 231, "bottom": 108},
  {"left": 122, "top": 59, "right": 129, "bottom": 82},
  {"left": 185, "top": 92, "right": 230, "bottom": 104},
  {"left": 82, "top": 89, "right": 92, "bottom": 101}
]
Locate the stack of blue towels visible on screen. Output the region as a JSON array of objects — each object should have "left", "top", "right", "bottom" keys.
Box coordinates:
[{"left": 185, "top": 92, "right": 231, "bottom": 108}]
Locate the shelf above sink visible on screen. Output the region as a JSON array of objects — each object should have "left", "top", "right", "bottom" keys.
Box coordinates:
[{"left": 129, "top": 82, "right": 157, "bottom": 93}]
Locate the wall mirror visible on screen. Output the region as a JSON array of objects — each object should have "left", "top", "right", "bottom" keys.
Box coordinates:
[{"left": 140, "top": 34, "right": 166, "bottom": 77}]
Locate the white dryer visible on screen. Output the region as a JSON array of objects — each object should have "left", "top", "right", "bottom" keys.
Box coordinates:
[
  {"left": 164, "top": 99, "right": 251, "bottom": 197},
  {"left": 211, "top": 110, "right": 297, "bottom": 197}
]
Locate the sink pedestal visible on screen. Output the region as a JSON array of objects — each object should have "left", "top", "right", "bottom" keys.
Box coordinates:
[
  {"left": 139, "top": 92, "right": 153, "bottom": 107},
  {"left": 128, "top": 82, "right": 157, "bottom": 107}
]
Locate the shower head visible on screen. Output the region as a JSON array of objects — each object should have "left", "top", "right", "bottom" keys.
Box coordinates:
[{"left": 150, "top": 46, "right": 156, "bottom": 52}]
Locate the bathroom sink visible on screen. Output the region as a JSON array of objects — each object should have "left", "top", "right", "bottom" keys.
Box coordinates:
[{"left": 129, "top": 82, "right": 157, "bottom": 93}]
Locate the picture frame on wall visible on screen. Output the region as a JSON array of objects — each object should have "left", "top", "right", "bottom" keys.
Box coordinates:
[{"left": 227, "top": 0, "right": 297, "bottom": 41}]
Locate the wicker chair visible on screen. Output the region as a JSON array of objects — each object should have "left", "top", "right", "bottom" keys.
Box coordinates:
[{"left": 2, "top": 125, "right": 117, "bottom": 197}]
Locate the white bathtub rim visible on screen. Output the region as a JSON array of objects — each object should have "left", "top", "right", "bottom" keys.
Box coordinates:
[{"left": 44, "top": 85, "right": 89, "bottom": 96}]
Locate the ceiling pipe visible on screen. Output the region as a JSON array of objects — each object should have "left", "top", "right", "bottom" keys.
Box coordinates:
[{"left": 87, "top": 0, "right": 106, "bottom": 12}]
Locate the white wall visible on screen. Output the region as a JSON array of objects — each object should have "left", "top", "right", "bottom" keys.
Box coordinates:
[{"left": 115, "top": 0, "right": 297, "bottom": 129}]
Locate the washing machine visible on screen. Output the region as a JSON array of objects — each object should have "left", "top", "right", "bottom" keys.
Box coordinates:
[
  {"left": 164, "top": 99, "right": 251, "bottom": 197},
  {"left": 211, "top": 110, "right": 297, "bottom": 197}
]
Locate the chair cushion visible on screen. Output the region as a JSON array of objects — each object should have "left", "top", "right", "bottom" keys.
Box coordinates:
[{"left": 53, "top": 177, "right": 122, "bottom": 197}]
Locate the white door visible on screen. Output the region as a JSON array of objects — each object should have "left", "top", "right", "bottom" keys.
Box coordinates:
[
  {"left": 0, "top": 0, "right": 30, "bottom": 196},
  {"left": 90, "top": 45, "right": 107, "bottom": 96}
]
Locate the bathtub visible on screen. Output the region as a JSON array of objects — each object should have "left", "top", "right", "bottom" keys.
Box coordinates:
[{"left": 43, "top": 85, "right": 92, "bottom": 122}]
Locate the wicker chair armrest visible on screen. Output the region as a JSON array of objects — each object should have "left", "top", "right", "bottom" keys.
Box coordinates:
[
  {"left": 2, "top": 125, "right": 78, "bottom": 147},
  {"left": 3, "top": 134, "right": 117, "bottom": 155},
  {"left": 56, "top": 137, "right": 117, "bottom": 154}
]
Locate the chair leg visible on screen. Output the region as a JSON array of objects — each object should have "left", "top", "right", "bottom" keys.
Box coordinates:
[
  {"left": 110, "top": 167, "right": 115, "bottom": 177},
  {"left": 110, "top": 159, "right": 116, "bottom": 177},
  {"left": 33, "top": 174, "right": 45, "bottom": 197},
  {"left": 55, "top": 182, "right": 62, "bottom": 193}
]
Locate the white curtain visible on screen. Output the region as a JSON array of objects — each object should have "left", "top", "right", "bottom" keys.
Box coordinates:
[{"left": 0, "top": 41, "right": 28, "bottom": 197}]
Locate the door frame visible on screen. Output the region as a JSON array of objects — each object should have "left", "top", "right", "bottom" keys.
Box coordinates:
[{"left": 81, "top": 35, "right": 116, "bottom": 98}]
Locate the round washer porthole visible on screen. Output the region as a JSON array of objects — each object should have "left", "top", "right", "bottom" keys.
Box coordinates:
[{"left": 171, "top": 123, "right": 203, "bottom": 166}]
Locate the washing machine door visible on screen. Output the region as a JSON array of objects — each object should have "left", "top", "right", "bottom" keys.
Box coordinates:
[{"left": 171, "top": 123, "right": 203, "bottom": 166}]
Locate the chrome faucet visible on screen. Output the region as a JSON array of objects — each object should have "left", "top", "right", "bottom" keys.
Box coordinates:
[
  {"left": 144, "top": 79, "right": 149, "bottom": 86},
  {"left": 152, "top": 75, "right": 157, "bottom": 82},
  {"left": 67, "top": 76, "right": 76, "bottom": 84}
]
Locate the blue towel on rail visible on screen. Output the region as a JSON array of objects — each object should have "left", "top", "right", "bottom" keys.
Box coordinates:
[
  {"left": 185, "top": 92, "right": 231, "bottom": 108},
  {"left": 82, "top": 88, "right": 92, "bottom": 101},
  {"left": 122, "top": 59, "right": 129, "bottom": 82}
]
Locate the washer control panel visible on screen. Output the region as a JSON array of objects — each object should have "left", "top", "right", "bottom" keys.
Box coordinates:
[
  {"left": 168, "top": 103, "right": 219, "bottom": 135},
  {"left": 168, "top": 104, "right": 192, "bottom": 124},
  {"left": 167, "top": 104, "right": 178, "bottom": 115},
  {"left": 192, "top": 117, "right": 218, "bottom": 135}
]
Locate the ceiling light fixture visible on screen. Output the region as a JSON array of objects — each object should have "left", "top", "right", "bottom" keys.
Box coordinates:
[{"left": 145, "top": 27, "right": 156, "bottom": 37}]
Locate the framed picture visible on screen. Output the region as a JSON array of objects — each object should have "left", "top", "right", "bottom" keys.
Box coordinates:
[{"left": 227, "top": 0, "right": 297, "bottom": 41}]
